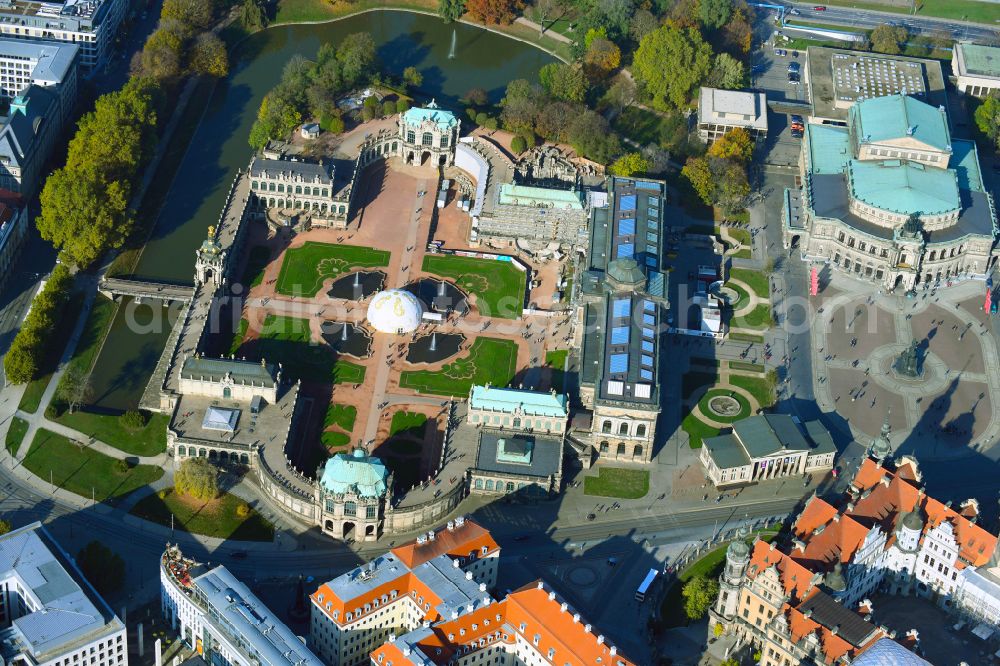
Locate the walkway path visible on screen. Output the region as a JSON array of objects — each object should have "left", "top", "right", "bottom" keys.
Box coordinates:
[{"left": 683, "top": 363, "right": 766, "bottom": 430}]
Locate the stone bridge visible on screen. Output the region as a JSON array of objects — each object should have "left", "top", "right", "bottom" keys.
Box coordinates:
[{"left": 98, "top": 277, "right": 195, "bottom": 303}]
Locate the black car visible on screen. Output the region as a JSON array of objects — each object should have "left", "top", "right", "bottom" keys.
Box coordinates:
[
  {"left": 787, "top": 61, "right": 801, "bottom": 73},
  {"left": 788, "top": 73, "right": 801, "bottom": 83}
]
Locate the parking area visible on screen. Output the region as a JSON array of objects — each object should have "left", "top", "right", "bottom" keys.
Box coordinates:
[{"left": 751, "top": 45, "right": 809, "bottom": 104}]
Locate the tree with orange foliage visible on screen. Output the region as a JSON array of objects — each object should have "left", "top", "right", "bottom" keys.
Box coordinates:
[
  {"left": 583, "top": 38, "right": 621, "bottom": 80},
  {"left": 708, "top": 128, "right": 753, "bottom": 163},
  {"left": 465, "top": 0, "right": 522, "bottom": 24}
]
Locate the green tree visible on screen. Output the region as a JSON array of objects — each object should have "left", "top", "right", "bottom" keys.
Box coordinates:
[
  {"left": 629, "top": 9, "right": 658, "bottom": 42},
  {"left": 633, "top": 25, "right": 712, "bottom": 110},
  {"left": 464, "top": 87, "right": 489, "bottom": 107},
  {"left": 382, "top": 99, "right": 396, "bottom": 116},
  {"left": 699, "top": 0, "right": 732, "bottom": 30},
  {"left": 0, "top": 519, "right": 11, "bottom": 535},
  {"left": 190, "top": 33, "right": 229, "bottom": 77},
  {"left": 240, "top": 0, "right": 268, "bottom": 31},
  {"left": 438, "top": 0, "right": 466, "bottom": 22},
  {"left": 708, "top": 127, "right": 753, "bottom": 163},
  {"left": 714, "top": 622, "right": 724, "bottom": 638},
  {"left": 320, "top": 111, "right": 345, "bottom": 133},
  {"left": 403, "top": 66, "right": 423, "bottom": 88},
  {"left": 175, "top": 458, "right": 220, "bottom": 501},
  {"left": 709, "top": 53, "right": 745, "bottom": 90},
  {"left": 583, "top": 26, "right": 607, "bottom": 50},
  {"left": 139, "top": 26, "right": 184, "bottom": 80},
  {"left": 567, "top": 110, "right": 621, "bottom": 163},
  {"left": 682, "top": 575, "right": 719, "bottom": 620},
  {"left": 716, "top": 159, "right": 750, "bottom": 215},
  {"left": 337, "top": 33, "right": 377, "bottom": 87},
  {"left": 609, "top": 152, "right": 652, "bottom": 176},
  {"left": 56, "top": 364, "right": 92, "bottom": 414},
  {"left": 870, "top": 24, "right": 908, "bottom": 55},
  {"left": 974, "top": 94, "right": 1000, "bottom": 150},
  {"left": 395, "top": 99, "right": 410, "bottom": 113},
  {"left": 37, "top": 169, "right": 131, "bottom": 267},
  {"left": 77, "top": 541, "right": 125, "bottom": 596},
  {"left": 682, "top": 156, "right": 714, "bottom": 204},
  {"left": 3, "top": 335, "right": 39, "bottom": 385},
  {"left": 538, "top": 63, "right": 587, "bottom": 103},
  {"left": 500, "top": 78, "right": 540, "bottom": 136},
  {"left": 161, "top": 0, "right": 213, "bottom": 30},
  {"left": 121, "top": 410, "right": 147, "bottom": 430},
  {"left": 510, "top": 135, "right": 527, "bottom": 153},
  {"left": 583, "top": 38, "right": 621, "bottom": 80}
]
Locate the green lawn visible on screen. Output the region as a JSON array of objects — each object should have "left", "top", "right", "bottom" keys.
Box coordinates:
[
  {"left": 390, "top": 411, "right": 428, "bottom": 437},
  {"left": 50, "top": 411, "right": 168, "bottom": 457},
  {"left": 18, "top": 298, "right": 84, "bottom": 414},
  {"left": 253, "top": 315, "right": 366, "bottom": 384},
  {"left": 728, "top": 331, "right": 765, "bottom": 344},
  {"left": 321, "top": 431, "right": 352, "bottom": 449},
  {"left": 728, "top": 361, "right": 765, "bottom": 373},
  {"left": 421, "top": 255, "right": 526, "bottom": 319},
  {"left": 612, "top": 106, "right": 666, "bottom": 145},
  {"left": 728, "top": 269, "right": 769, "bottom": 299},
  {"left": 698, "top": 389, "right": 751, "bottom": 424},
  {"left": 130, "top": 488, "right": 275, "bottom": 541},
  {"left": 682, "top": 412, "right": 721, "bottom": 449},
  {"left": 583, "top": 467, "right": 650, "bottom": 499},
  {"left": 5, "top": 417, "right": 28, "bottom": 456},
  {"left": 726, "top": 283, "right": 751, "bottom": 309},
  {"left": 229, "top": 318, "right": 248, "bottom": 356},
  {"left": 546, "top": 349, "right": 568, "bottom": 389},
  {"left": 22, "top": 429, "right": 163, "bottom": 501},
  {"left": 733, "top": 249, "right": 752, "bottom": 259},
  {"left": 275, "top": 242, "right": 390, "bottom": 297},
  {"left": 730, "top": 373, "right": 776, "bottom": 409},
  {"left": 274, "top": 0, "right": 340, "bottom": 22},
  {"left": 735, "top": 304, "right": 775, "bottom": 330},
  {"left": 727, "top": 228, "right": 751, "bottom": 249},
  {"left": 820, "top": 0, "right": 1000, "bottom": 23},
  {"left": 400, "top": 337, "right": 518, "bottom": 396},
  {"left": 241, "top": 246, "right": 271, "bottom": 288},
  {"left": 324, "top": 404, "right": 357, "bottom": 431}
]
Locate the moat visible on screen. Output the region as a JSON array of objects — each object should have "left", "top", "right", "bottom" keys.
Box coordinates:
[{"left": 88, "top": 11, "right": 556, "bottom": 410}]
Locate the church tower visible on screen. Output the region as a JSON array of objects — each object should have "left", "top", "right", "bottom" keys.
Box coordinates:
[{"left": 709, "top": 522, "right": 752, "bottom": 637}]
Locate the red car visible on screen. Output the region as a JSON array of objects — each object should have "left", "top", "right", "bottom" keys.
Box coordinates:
[{"left": 814, "top": 5, "right": 827, "bottom": 9}]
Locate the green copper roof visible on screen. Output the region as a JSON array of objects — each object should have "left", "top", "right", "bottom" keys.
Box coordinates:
[
  {"left": 807, "top": 123, "right": 851, "bottom": 175},
  {"left": 319, "top": 449, "right": 388, "bottom": 498},
  {"left": 951, "top": 139, "right": 985, "bottom": 193},
  {"left": 497, "top": 184, "right": 584, "bottom": 210},
  {"left": 957, "top": 43, "right": 1000, "bottom": 78},
  {"left": 181, "top": 357, "right": 276, "bottom": 386},
  {"left": 849, "top": 95, "right": 951, "bottom": 152},
  {"left": 403, "top": 105, "right": 458, "bottom": 129},
  {"left": 848, "top": 159, "right": 960, "bottom": 216},
  {"left": 470, "top": 385, "right": 568, "bottom": 418}
]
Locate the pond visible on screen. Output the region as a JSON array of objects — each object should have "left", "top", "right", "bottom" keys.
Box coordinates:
[{"left": 88, "top": 11, "right": 555, "bottom": 410}]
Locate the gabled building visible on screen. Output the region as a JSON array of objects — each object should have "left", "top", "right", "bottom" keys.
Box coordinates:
[
  {"left": 577, "top": 176, "right": 669, "bottom": 464},
  {"left": 712, "top": 449, "right": 1000, "bottom": 664},
  {"left": 309, "top": 517, "right": 500, "bottom": 666},
  {"left": 784, "top": 94, "right": 998, "bottom": 291},
  {"left": 0, "top": 85, "right": 67, "bottom": 196}
]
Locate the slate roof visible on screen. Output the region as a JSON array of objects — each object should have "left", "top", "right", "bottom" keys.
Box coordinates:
[
  {"left": 797, "top": 590, "right": 880, "bottom": 647},
  {"left": 0, "top": 40, "right": 78, "bottom": 87},
  {"left": 249, "top": 157, "right": 332, "bottom": 183},
  {"left": 732, "top": 414, "right": 811, "bottom": 458},
  {"left": 475, "top": 431, "right": 562, "bottom": 478}
]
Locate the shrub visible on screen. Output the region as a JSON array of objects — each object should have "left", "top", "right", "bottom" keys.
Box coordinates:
[
  {"left": 120, "top": 409, "right": 147, "bottom": 430},
  {"left": 0, "top": 519, "right": 10, "bottom": 535},
  {"left": 175, "top": 458, "right": 219, "bottom": 501},
  {"left": 483, "top": 117, "right": 498, "bottom": 130},
  {"left": 113, "top": 459, "right": 130, "bottom": 474},
  {"left": 395, "top": 99, "right": 410, "bottom": 114},
  {"left": 157, "top": 489, "right": 169, "bottom": 499},
  {"left": 466, "top": 107, "right": 478, "bottom": 121},
  {"left": 320, "top": 112, "right": 345, "bottom": 134},
  {"left": 510, "top": 135, "right": 526, "bottom": 153},
  {"left": 475, "top": 111, "right": 489, "bottom": 126},
  {"left": 236, "top": 502, "right": 251, "bottom": 518},
  {"left": 382, "top": 100, "right": 396, "bottom": 117}
]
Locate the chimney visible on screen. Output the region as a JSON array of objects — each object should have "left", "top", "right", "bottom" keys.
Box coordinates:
[
  {"left": 388, "top": 633, "right": 396, "bottom": 642},
  {"left": 597, "top": 635, "right": 605, "bottom": 645},
  {"left": 584, "top": 624, "right": 592, "bottom": 634},
  {"left": 560, "top": 602, "right": 567, "bottom": 612},
  {"left": 453, "top": 559, "right": 460, "bottom": 568},
  {"left": 536, "top": 581, "right": 544, "bottom": 590},
  {"left": 447, "top": 520, "right": 455, "bottom": 530},
  {"left": 428, "top": 530, "right": 436, "bottom": 541},
  {"left": 610, "top": 647, "right": 617, "bottom": 656},
  {"left": 466, "top": 571, "right": 473, "bottom": 580},
  {"left": 479, "top": 583, "right": 487, "bottom": 592},
  {"left": 548, "top": 591, "right": 555, "bottom": 601},
  {"left": 572, "top": 613, "right": 580, "bottom": 623}
]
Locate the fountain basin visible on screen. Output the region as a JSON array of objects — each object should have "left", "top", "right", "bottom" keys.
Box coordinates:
[
  {"left": 406, "top": 332, "right": 466, "bottom": 364},
  {"left": 404, "top": 278, "right": 468, "bottom": 315},
  {"left": 320, "top": 321, "right": 372, "bottom": 358},
  {"left": 328, "top": 271, "right": 386, "bottom": 301}
]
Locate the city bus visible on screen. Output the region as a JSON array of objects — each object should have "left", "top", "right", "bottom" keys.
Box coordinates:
[{"left": 635, "top": 568, "right": 658, "bottom": 602}]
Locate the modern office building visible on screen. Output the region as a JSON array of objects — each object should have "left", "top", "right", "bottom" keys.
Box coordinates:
[
  {"left": 0, "top": 522, "right": 127, "bottom": 666},
  {"left": 697, "top": 87, "right": 768, "bottom": 144},
  {"left": 0, "top": 0, "right": 125, "bottom": 73},
  {"left": 700, "top": 414, "right": 836, "bottom": 487},
  {"left": 0, "top": 39, "right": 77, "bottom": 117},
  {"left": 953, "top": 42, "right": 1000, "bottom": 98},
  {"left": 785, "top": 94, "right": 998, "bottom": 290},
  {"left": 310, "top": 517, "right": 500, "bottom": 666},
  {"left": 577, "top": 176, "right": 668, "bottom": 464},
  {"left": 160, "top": 545, "right": 324, "bottom": 666}
]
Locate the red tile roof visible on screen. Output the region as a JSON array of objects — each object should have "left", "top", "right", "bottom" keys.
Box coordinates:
[
  {"left": 747, "top": 540, "right": 816, "bottom": 603},
  {"left": 391, "top": 518, "right": 500, "bottom": 569}
]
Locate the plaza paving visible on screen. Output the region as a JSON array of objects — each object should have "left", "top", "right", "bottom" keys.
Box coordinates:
[{"left": 810, "top": 273, "right": 1000, "bottom": 461}]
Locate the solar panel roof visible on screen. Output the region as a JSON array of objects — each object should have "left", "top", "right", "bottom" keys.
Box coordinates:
[
  {"left": 609, "top": 354, "right": 629, "bottom": 373},
  {"left": 610, "top": 326, "right": 630, "bottom": 344}
]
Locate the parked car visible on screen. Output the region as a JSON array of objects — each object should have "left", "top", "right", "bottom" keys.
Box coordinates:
[
  {"left": 774, "top": 48, "right": 787, "bottom": 57},
  {"left": 788, "top": 61, "right": 801, "bottom": 73},
  {"left": 788, "top": 73, "right": 801, "bottom": 84},
  {"left": 814, "top": 5, "right": 827, "bottom": 10}
]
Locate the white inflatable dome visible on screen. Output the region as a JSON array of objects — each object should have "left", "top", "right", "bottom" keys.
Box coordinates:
[{"left": 366, "top": 289, "right": 423, "bottom": 334}]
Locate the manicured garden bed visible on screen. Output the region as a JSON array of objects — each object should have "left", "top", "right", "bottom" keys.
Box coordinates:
[
  {"left": 400, "top": 337, "right": 518, "bottom": 396},
  {"left": 583, "top": 466, "right": 650, "bottom": 499},
  {"left": 421, "top": 255, "right": 526, "bottom": 319},
  {"left": 275, "top": 242, "right": 390, "bottom": 297},
  {"left": 728, "top": 268, "right": 769, "bottom": 299}
]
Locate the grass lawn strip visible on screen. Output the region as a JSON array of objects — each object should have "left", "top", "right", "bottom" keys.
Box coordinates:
[
  {"left": 322, "top": 431, "right": 351, "bottom": 448},
  {"left": 730, "top": 374, "right": 776, "bottom": 408},
  {"left": 276, "top": 242, "right": 390, "bottom": 297},
  {"left": 728, "top": 268, "right": 769, "bottom": 300},
  {"left": 399, "top": 337, "right": 518, "bottom": 396},
  {"left": 22, "top": 429, "right": 162, "bottom": 501},
  {"left": 130, "top": 488, "right": 274, "bottom": 541},
  {"left": 735, "top": 303, "right": 774, "bottom": 330},
  {"left": 729, "top": 332, "right": 765, "bottom": 344},
  {"left": 334, "top": 360, "right": 367, "bottom": 385},
  {"left": 390, "top": 411, "right": 428, "bottom": 437},
  {"left": 682, "top": 412, "right": 720, "bottom": 449},
  {"left": 421, "top": 254, "right": 526, "bottom": 319},
  {"left": 612, "top": 106, "right": 665, "bottom": 145},
  {"left": 728, "top": 361, "right": 765, "bottom": 373},
  {"left": 18, "top": 298, "right": 84, "bottom": 414},
  {"left": 5, "top": 417, "right": 28, "bottom": 456},
  {"left": 583, "top": 466, "right": 650, "bottom": 499},
  {"left": 256, "top": 314, "right": 366, "bottom": 384},
  {"left": 51, "top": 411, "right": 169, "bottom": 457},
  {"left": 230, "top": 318, "right": 248, "bottom": 355},
  {"left": 698, "top": 389, "right": 751, "bottom": 424}
]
